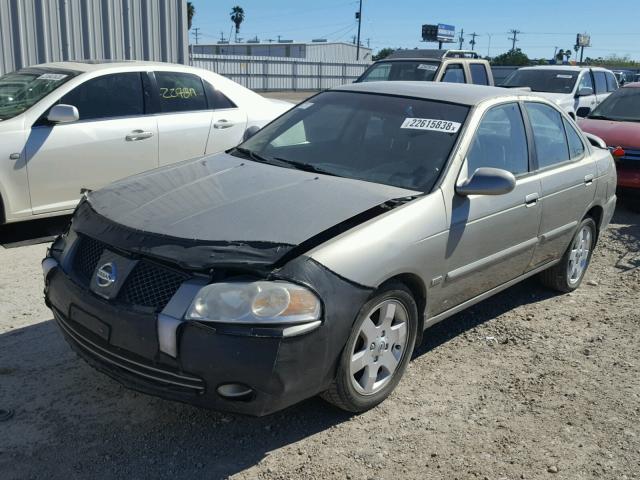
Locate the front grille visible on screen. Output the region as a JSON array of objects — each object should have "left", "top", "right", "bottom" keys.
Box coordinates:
[
  {"left": 70, "top": 234, "right": 189, "bottom": 311},
  {"left": 55, "top": 309, "right": 205, "bottom": 394},
  {"left": 121, "top": 261, "right": 189, "bottom": 310},
  {"left": 72, "top": 235, "right": 105, "bottom": 283}
]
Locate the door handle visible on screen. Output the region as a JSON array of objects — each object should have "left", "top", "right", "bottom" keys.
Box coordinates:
[
  {"left": 584, "top": 174, "right": 594, "bottom": 185},
  {"left": 125, "top": 130, "right": 154, "bottom": 141},
  {"left": 213, "top": 119, "right": 234, "bottom": 129},
  {"left": 525, "top": 192, "right": 539, "bottom": 207}
]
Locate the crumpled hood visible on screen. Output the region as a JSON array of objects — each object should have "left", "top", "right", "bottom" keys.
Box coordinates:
[
  {"left": 578, "top": 118, "right": 640, "bottom": 148},
  {"left": 80, "top": 153, "right": 418, "bottom": 269}
]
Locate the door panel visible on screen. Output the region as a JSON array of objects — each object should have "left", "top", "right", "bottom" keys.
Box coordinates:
[
  {"left": 26, "top": 117, "right": 158, "bottom": 214},
  {"left": 26, "top": 72, "right": 158, "bottom": 215},
  {"left": 526, "top": 105, "right": 597, "bottom": 266},
  {"left": 154, "top": 70, "right": 214, "bottom": 166},
  {"left": 157, "top": 112, "right": 213, "bottom": 166},
  {"left": 206, "top": 108, "right": 247, "bottom": 155},
  {"left": 431, "top": 102, "right": 541, "bottom": 315}
]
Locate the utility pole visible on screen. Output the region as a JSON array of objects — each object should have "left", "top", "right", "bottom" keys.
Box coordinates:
[
  {"left": 458, "top": 28, "right": 464, "bottom": 49},
  {"left": 355, "top": 0, "right": 363, "bottom": 60},
  {"left": 508, "top": 29, "right": 520, "bottom": 51},
  {"left": 469, "top": 32, "right": 478, "bottom": 51},
  {"left": 219, "top": 31, "right": 226, "bottom": 43},
  {"left": 192, "top": 27, "right": 201, "bottom": 45},
  {"left": 486, "top": 33, "right": 492, "bottom": 57}
]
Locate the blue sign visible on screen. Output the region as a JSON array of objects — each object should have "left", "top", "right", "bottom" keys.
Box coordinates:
[{"left": 437, "top": 24, "right": 456, "bottom": 43}]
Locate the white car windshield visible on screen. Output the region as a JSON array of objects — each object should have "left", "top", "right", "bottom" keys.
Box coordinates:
[
  {"left": 502, "top": 69, "right": 579, "bottom": 94},
  {"left": 235, "top": 91, "right": 469, "bottom": 193},
  {"left": 0, "top": 68, "right": 78, "bottom": 120}
]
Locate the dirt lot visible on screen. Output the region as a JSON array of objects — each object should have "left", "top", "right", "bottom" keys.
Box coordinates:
[{"left": 0, "top": 200, "right": 638, "bottom": 480}]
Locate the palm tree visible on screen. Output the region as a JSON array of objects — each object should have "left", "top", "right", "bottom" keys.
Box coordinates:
[
  {"left": 230, "top": 6, "right": 245, "bottom": 42},
  {"left": 187, "top": 2, "right": 195, "bottom": 30}
]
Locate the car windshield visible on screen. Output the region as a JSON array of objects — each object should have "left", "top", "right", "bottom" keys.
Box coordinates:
[
  {"left": 235, "top": 91, "right": 469, "bottom": 193},
  {"left": 0, "top": 68, "right": 78, "bottom": 120},
  {"left": 588, "top": 87, "right": 640, "bottom": 122},
  {"left": 502, "top": 69, "right": 579, "bottom": 93},
  {"left": 358, "top": 61, "right": 440, "bottom": 82}
]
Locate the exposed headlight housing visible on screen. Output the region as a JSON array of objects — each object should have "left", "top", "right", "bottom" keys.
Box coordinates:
[{"left": 185, "top": 281, "right": 321, "bottom": 324}]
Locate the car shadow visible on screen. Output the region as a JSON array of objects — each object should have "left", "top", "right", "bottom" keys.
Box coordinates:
[{"left": 0, "top": 215, "right": 71, "bottom": 248}]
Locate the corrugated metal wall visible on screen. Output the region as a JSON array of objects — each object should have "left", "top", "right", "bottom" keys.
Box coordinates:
[
  {"left": 192, "top": 54, "right": 371, "bottom": 91},
  {"left": 0, "top": 0, "right": 188, "bottom": 75}
]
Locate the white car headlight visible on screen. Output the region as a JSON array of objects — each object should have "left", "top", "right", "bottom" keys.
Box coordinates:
[{"left": 185, "top": 281, "right": 321, "bottom": 324}]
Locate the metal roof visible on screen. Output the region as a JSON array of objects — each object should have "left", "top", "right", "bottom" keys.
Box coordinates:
[{"left": 332, "top": 81, "right": 531, "bottom": 106}]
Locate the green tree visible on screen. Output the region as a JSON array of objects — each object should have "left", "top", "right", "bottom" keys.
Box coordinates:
[
  {"left": 490, "top": 48, "right": 531, "bottom": 66},
  {"left": 373, "top": 48, "right": 395, "bottom": 61},
  {"left": 187, "top": 2, "right": 195, "bottom": 30},
  {"left": 230, "top": 6, "right": 245, "bottom": 41}
]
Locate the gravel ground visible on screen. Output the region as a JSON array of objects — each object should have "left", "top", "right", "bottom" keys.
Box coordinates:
[{"left": 0, "top": 200, "right": 638, "bottom": 480}]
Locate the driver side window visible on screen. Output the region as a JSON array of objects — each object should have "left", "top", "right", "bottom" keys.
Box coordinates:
[{"left": 466, "top": 103, "right": 529, "bottom": 176}]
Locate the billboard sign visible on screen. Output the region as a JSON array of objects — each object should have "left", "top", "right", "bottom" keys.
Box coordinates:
[
  {"left": 422, "top": 23, "right": 456, "bottom": 43},
  {"left": 576, "top": 33, "right": 591, "bottom": 47},
  {"left": 437, "top": 24, "right": 456, "bottom": 43}
]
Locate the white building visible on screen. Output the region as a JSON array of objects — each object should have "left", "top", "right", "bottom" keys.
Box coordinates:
[{"left": 192, "top": 41, "right": 373, "bottom": 63}]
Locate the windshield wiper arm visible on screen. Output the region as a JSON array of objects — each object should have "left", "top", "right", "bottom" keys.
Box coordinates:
[
  {"left": 271, "top": 157, "right": 341, "bottom": 177},
  {"left": 230, "top": 146, "right": 273, "bottom": 164}
]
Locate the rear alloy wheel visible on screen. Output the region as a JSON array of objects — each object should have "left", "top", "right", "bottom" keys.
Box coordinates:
[
  {"left": 322, "top": 282, "right": 418, "bottom": 413},
  {"left": 539, "top": 217, "right": 597, "bottom": 292}
]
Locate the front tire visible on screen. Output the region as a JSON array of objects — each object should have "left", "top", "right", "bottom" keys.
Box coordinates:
[
  {"left": 539, "top": 217, "right": 597, "bottom": 292},
  {"left": 322, "top": 282, "right": 418, "bottom": 413}
]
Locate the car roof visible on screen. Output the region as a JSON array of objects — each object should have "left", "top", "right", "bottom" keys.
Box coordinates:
[
  {"left": 518, "top": 65, "right": 610, "bottom": 72},
  {"left": 385, "top": 49, "right": 481, "bottom": 61},
  {"left": 332, "top": 81, "right": 530, "bottom": 106},
  {"left": 24, "top": 60, "right": 199, "bottom": 74}
]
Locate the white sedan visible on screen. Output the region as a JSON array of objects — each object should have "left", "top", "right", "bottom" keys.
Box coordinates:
[{"left": 0, "top": 61, "right": 292, "bottom": 224}]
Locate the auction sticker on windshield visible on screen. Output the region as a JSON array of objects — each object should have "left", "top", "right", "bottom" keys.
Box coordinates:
[
  {"left": 400, "top": 118, "right": 461, "bottom": 133},
  {"left": 37, "top": 73, "right": 68, "bottom": 81},
  {"left": 417, "top": 64, "right": 438, "bottom": 71}
]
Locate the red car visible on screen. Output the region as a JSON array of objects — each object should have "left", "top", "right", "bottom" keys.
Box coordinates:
[{"left": 579, "top": 83, "right": 640, "bottom": 211}]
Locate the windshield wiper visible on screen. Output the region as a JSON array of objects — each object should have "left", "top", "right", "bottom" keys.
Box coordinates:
[
  {"left": 271, "top": 157, "right": 341, "bottom": 177},
  {"left": 229, "top": 146, "right": 273, "bottom": 164},
  {"left": 587, "top": 114, "right": 614, "bottom": 121}
]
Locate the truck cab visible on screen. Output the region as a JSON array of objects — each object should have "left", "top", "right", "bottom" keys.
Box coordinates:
[{"left": 355, "top": 49, "right": 494, "bottom": 86}]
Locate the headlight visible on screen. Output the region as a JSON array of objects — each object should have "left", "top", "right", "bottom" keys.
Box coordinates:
[{"left": 185, "top": 281, "right": 321, "bottom": 324}]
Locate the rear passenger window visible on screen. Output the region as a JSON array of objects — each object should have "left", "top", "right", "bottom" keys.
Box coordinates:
[
  {"left": 525, "top": 103, "right": 570, "bottom": 169},
  {"left": 605, "top": 72, "right": 618, "bottom": 92},
  {"left": 155, "top": 71, "right": 208, "bottom": 113},
  {"left": 470, "top": 64, "right": 489, "bottom": 85},
  {"left": 563, "top": 118, "right": 585, "bottom": 159},
  {"left": 466, "top": 103, "right": 528, "bottom": 175},
  {"left": 210, "top": 89, "right": 236, "bottom": 109},
  {"left": 59, "top": 72, "right": 144, "bottom": 121},
  {"left": 442, "top": 64, "right": 466, "bottom": 83},
  {"left": 593, "top": 72, "right": 607, "bottom": 94}
]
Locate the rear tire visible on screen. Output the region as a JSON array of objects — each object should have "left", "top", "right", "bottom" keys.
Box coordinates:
[
  {"left": 322, "top": 282, "right": 418, "bottom": 413},
  {"left": 539, "top": 217, "right": 597, "bottom": 292}
]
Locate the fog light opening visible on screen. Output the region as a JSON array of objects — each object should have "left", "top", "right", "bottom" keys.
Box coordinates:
[{"left": 216, "top": 383, "right": 254, "bottom": 401}]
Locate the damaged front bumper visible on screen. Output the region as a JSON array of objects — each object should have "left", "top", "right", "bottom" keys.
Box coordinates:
[{"left": 43, "top": 237, "right": 372, "bottom": 416}]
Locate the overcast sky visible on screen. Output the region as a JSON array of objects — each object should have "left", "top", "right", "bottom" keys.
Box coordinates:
[{"left": 189, "top": 0, "right": 640, "bottom": 61}]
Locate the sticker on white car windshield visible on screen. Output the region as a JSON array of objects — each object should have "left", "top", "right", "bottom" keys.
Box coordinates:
[
  {"left": 400, "top": 118, "right": 461, "bottom": 133},
  {"left": 556, "top": 74, "right": 574, "bottom": 79},
  {"left": 417, "top": 64, "right": 438, "bottom": 71},
  {"left": 37, "top": 73, "right": 68, "bottom": 81},
  {"left": 297, "top": 102, "right": 314, "bottom": 109}
]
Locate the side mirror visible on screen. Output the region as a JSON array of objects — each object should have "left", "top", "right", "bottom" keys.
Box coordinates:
[
  {"left": 576, "top": 106, "right": 591, "bottom": 118},
  {"left": 242, "top": 125, "right": 261, "bottom": 141},
  {"left": 576, "top": 87, "right": 594, "bottom": 97},
  {"left": 456, "top": 167, "right": 516, "bottom": 196},
  {"left": 47, "top": 104, "right": 79, "bottom": 124}
]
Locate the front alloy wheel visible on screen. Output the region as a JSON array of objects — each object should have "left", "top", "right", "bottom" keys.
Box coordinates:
[{"left": 322, "top": 282, "right": 418, "bottom": 413}]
